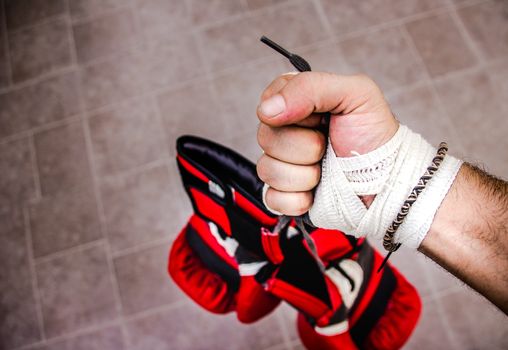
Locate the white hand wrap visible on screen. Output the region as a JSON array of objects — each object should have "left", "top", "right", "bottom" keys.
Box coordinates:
[{"left": 308, "top": 124, "right": 462, "bottom": 248}]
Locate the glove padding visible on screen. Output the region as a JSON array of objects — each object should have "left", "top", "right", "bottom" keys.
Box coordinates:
[{"left": 169, "top": 214, "right": 280, "bottom": 323}]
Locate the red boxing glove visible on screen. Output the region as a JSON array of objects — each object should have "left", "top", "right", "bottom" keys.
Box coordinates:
[{"left": 169, "top": 214, "right": 280, "bottom": 323}]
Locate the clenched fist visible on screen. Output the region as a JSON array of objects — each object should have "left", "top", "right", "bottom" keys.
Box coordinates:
[{"left": 256, "top": 72, "right": 398, "bottom": 215}]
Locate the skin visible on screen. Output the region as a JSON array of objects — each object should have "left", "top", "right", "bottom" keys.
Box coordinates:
[{"left": 256, "top": 72, "right": 508, "bottom": 314}]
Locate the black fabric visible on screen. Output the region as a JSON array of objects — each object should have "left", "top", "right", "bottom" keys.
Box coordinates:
[
  {"left": 327, "top": 301, "right": 348, "bottom": 326},
  {"left": 185, "top": 223, "right": 240, "bottom": 293},
  {"left": 275, "top": 238, "right": 332, "bottom": 309},
  {"left": 350, "top": 265, "right": 397, "bottom": 348},
  {"left": 348, "top": 243, "right": 374, "bottom": 316},
  {"left": 177, "top": 135, "right": 265, "bottom": 205},
  {"left": 225, "top": 204, "right": 266, "bottom": 258}
]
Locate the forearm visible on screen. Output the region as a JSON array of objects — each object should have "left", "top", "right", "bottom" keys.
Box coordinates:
[{"left": 419, "top": 163, "right": 508, "bottom": 314}]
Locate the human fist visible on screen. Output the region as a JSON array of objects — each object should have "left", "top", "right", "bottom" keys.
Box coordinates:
[{"left": 256, "top": 72, "right": 398, "bottom": 215}]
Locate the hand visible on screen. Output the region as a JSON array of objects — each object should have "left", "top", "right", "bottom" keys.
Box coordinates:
[{"left": 256, "top": 72, "right": 399, "bottom": 215}]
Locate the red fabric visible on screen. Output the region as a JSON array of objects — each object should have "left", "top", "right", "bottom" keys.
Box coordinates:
[
  {"left": 265, "top": 278, "right": 332, "bottom": 321},
  {"left": 319, "top": 275, "right": 345, "bottom": 327},
  {"left": 363, "top": 267, "right": 421, "bottom": 350},
  {"left": 168, "top": 222, "right": 236, "bottom": 314},
  {"left": 261, "top": 227, "right": 284, "bottom": 264},
  {"left": 190, "top": 188, "right": 231, "bottom": 236},
  {"left": 297, "top": 312, "right": 358, "bottom": 350},
  {"left": 308, "top": 229, "right": 353, "bottom": 262},
  {"left": 177, "top": 155, "right": 209, "bottom": 183},
  {"left": 236, "top": 275, "right": 281, "bottom": 323},
  {"left": 350, "top": 250, "right": 384, "bottom": 326},
  {"left": 234, "top": 190, "right": 278, "bottom": 226}
]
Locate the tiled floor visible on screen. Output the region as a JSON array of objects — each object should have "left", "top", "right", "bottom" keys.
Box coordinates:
[{"left": 0, "top": 0, "right": 507, "bottom": 349}]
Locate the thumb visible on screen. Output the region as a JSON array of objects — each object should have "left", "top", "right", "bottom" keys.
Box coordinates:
[{"left": 257, "top": 72, "right": 379, "bottom": 127}]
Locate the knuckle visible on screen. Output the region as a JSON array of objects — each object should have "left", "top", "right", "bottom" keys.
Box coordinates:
[
  {"left": 298, "top": 192, "right": 313, "bottom": 214},
  {"left": 309, "top": 164, "right": 321, "bottom": 187},
  {"left": 256, "top": 156, "right": 269, "bottom": 183},
  {"left": 309, "top": 130, "right": 326, "bottom": 162},
  {"left": 257, "top": 123, "right": 269, "bottom": 151}
]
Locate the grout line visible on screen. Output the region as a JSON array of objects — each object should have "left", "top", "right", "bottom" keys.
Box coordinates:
[
  {"left": 123, "top": 299, "right": 187, "bottom": 323},
  {"left": 27, "top": 132, "right": 42, "bottom": 201},
  {"left": 33, "top": 238, "right": 105, "bottom": 264},
  {"left": 69, "top": 5, "right": 133, "bottom": 339},
  {"left": 310, "top": 0, "right": 335, "bottom": 39},
  {"left": 4, "top": 12, "right": 68, "bottom": 34},
  {"left": 150, "top": 90, "right": 172, "bottom": 159},
  {"left": 111, "top": 235, "right": 172, "bottom": 259},
  {"left": 80, "top": 88, "right": 128, "bottom": 349},
  {"left": 0, "top": 113, "right": 82, "bottom": 146},
  {"left": 0, "top": 65, "right": 77, "bottom": 95},
  {"left": 12, "top": 319, "right": 124, "bottom": 350},
  {"left": 447, "top": 3, "right": 485, "bottom": 65},
  {"left": 63, "top": 1, "right": 78, "bottom": 67},
  {"left": 22, "top": 207, "right": 47, "bottom": 343},
  {"left": 453, "top": 0, "right": 490, "bottom": 10},
  {"left": 12, "top": 300, "right": 188, "bottom": 350},
  {"left": 99, "top": 156, "right": 171, "bottom": 183},
  {"left": 69, "top": 3, "right": 133, "bottom": 26},
  {"left": 399, "top": 23, "right": 468, "bottom": 154}
]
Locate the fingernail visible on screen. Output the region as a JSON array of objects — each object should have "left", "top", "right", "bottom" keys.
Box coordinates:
[{"left": 259, "top": 94, "right": 286, "bottom": 118}]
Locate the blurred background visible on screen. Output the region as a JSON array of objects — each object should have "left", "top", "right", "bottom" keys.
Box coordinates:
[{"left": 1, "top": 0, "right": 507, "bottom": 349}]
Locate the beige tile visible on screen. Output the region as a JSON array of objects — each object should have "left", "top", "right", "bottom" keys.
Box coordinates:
[
  {"left": 339, "top": 27, "right": 426, "bottom": 92},
  {"left": 100, "top": 163, "right": 190, "bottom": 253},
  {"left": 34, "top": 121, "right": 93, "bottom": 196},
  {"left": 189, "top": 0, "right": 246, "bottom": 26},
  {"left": 212, "top": 59, "right": 285, "bottom": 139},
  {"left": 253, "top": 0, "right": 329, "bottom": 51},
  {"left": 403, "top": 298, "right": 456, "bottom": 349},
  {"left": 126, "top": 302, "right": 285, "bottom": 350},
  {"left": 36, "top": 244, "right": 118, "bottom": 338},
  {"left": 158, "top": 80, "right": 231, "bottom": 151},
  {"left": 385, "top": 83, "right": 462, "bottom": 149},
  {"left": 280, "top": 41, "right": 348, "bottom": 74},
  {"left": 434, "top": 69, "right": 508, "bottom": 178},
  {"left": 440, "top": 289, "right": 508, "bottom": 349},
  {"left": 0, "top": 138, "right": 36, "bottom": 213},
  {"left": 4, "top": 0, "right": 66, "bottom": 30},
  {"left": 135, "top": 0, "right": 191, "bottom": 42},
  {"left": 29, "top": 184, "right": 102, "bottom": 258},
  {"left": 73, "top": 9, "right": 139, "bottom": 63},
  {"left": 44, "top": 326, "right": 125, "bottom": 350},
  {"left": 9, "top": 18, "right": 72, "bottom": 83},
  {"left": 200, "top": 0, "right": 327, "bottom": 72},
  {"left": 79, "top": 52, "right": 147, "bottom": 110},
  {"left": 321, "top": 0, "right": 444, "bottom": 36},
  {"left": 458, "top": 1, "right": 508, "bottom": 60},
  {"left": 405, "top": 13, "right": 477, "bottom": 77},
  {"left": 0, "top": 209, "right": 42, "bottom": 348},
  {"left": 89, "top": 99, "right": 166, "bottom": 177},
  {"left": 69, "top": 0, "right": 125, "bottom": 20},
  {"left": 422, "top": 258, "right": 463, "bottom": 293},
  {"left": 246, "top": 0, "right": 289, "bottom": 10},
  {"left": 143, "top": 34, "right": 205, "bottom": 91},
  {"left": 388, "top": 247, "right": 434, "bottom": 298},
  {"left": 114, "top": 243, "right": 184, "bottom": 315},
  {"left": 0, "top": 72, "right": 80, "bottom": 138}
]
